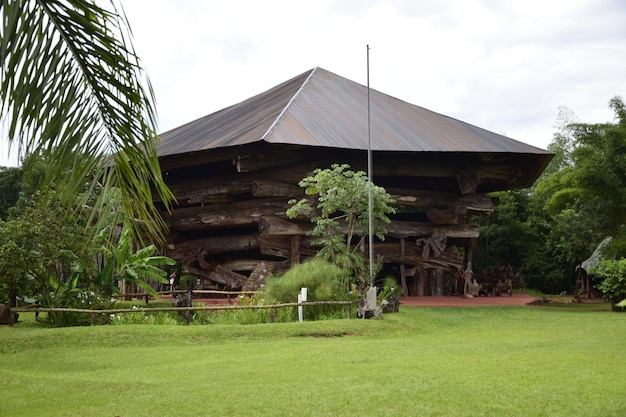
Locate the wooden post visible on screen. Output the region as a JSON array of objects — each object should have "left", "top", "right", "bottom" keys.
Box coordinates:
[
  {"left": 270, "top": 307, "right": 275, "bottom": 323},
  {"left": 417, "top": 269, "right": 426, "bottom": 296},
  {"left": 433, "top": 269, "right": 444, "bottom": 296},
  {"left": 7, "top": 306, "right": 14, "bottom": 327},
  {"left": 400, "top": 238, "right": 409, "bottom": 297},
  {"left": 290, "top": 235, "right": 301, "bottom": 266}
]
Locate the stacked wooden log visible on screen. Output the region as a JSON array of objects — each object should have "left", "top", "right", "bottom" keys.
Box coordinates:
[{"left": 158, "top": 157, "right": 495, "bottom": 296}]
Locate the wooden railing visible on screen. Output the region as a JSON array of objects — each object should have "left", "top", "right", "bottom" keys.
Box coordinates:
[
  {"left": 9, "top": 300, "right": 358, "bottom": 326},
  {"left": 112, "top": 289, "right": 257, "bottom": 304}
]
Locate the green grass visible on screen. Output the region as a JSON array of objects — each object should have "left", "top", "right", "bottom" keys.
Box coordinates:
[{"left": 1, "top": 307, "right": 625, "bottom": 417}]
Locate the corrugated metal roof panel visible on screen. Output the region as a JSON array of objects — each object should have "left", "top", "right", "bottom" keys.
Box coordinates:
[{"left": 157, "top": 67, "right": 551, "bottom": 157}]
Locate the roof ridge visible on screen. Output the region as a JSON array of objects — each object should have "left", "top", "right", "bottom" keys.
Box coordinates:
[{"left": 260, "top": 67, "right": 319, "bottom": 141}]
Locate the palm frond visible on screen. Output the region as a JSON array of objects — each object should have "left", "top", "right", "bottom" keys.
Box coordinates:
[{"left": 0, "top": 0, "right": 173, "bottom": 242}]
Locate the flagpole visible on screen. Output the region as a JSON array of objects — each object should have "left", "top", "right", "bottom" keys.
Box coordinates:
[{"left": 367, "top": 45, "right": 374, "bottom": 285}]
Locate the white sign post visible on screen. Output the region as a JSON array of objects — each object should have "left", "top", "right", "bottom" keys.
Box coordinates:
[{"left": 298, "top": 287, "right": 308, "bottom": 322}]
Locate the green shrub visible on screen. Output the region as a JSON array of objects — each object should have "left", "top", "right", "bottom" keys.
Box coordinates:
[
  {"left": 48, "top": 288, "right": 118, "bottom": 326},
  {"left": 260, "top": 259, "right": 355, "bottom": 320},
  {"left": 593, "top": 258, "right": 626, "bottom": 310},
  {"left": 111, "top": 306, "right": 183, "bottom": 325}
]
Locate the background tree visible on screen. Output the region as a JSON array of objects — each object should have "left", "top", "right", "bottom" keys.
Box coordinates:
[
  {"left": 0, "top": 0, "right": 173, "bottom": 243},
  {"left": 0, "top": 165, "right": 22, "bottom": 220},
  {"left": 475, "top": 96, "right": 625, "bottom": 294},
  {"left": 538, "top": 96, "right": 626, "bottom": 246},
  {"left": 0, "top": 191, "right": 94, "bottom": 325}
]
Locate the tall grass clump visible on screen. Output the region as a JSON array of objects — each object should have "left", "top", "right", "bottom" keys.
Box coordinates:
[{"left": 260, "top": 258, "right": 355, "bottom": 320}]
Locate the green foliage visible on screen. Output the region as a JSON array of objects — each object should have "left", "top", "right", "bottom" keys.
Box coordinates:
[
  {"left": 95, "top": 222, "right": 175, "bottom": 298},
  {"left": 375, "top": 275, "right": 402, "bottom": 306},
  {"left": 1, "top": 0, "right": 174, "bottom": 243},
  {"left": 261, "top": 259, "right": 354, "bottom": 320},
  {"left": 0, "top": 165, "right": 22, "bottom": 220},
  {"left": 539, "top": 96, "right": 626, "bottom": 242},
  {"left": 194, "top": 297, "right": 296, "bottom": 325},
  {"left": 287, "top": 164, "right": 395, "bottom": 290},
  {"left": 46, "top": 273, "right": 118, "bottom": 326},
  {"left": 592, "top": 258, "right": 626, "bottom": 306},
  {"left": 476, "top": 96, "right": 626, "bottom": 294},
  {"left": 0, "top": 191, "right": 94, "bottom": 322},
  {"left": 111, "top": 307, "right": 183, "bottom": 325},
  {"left": 475, "top": 190, "right": 537, "bottom": 270}
]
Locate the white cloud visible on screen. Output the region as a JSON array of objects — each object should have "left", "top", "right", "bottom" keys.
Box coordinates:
[{"left": 2, "top": 0, "right": 624, "bottom": 167}]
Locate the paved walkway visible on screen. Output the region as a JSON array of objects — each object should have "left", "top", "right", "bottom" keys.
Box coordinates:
[{"left": 400, "top": 293, "right": 539, "bottom": 307}]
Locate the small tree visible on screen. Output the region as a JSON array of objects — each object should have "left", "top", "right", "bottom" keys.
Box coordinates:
[
  {"left": 287, "top": 164, "right": 395, "bottom": 292},
  {"left": 0, "top": 192, "right": 95, "bottom": 325}
]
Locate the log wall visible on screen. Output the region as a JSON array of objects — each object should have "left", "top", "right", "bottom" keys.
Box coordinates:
[{"left": 158, "top": 150, "right": 495, "bottom": 296}]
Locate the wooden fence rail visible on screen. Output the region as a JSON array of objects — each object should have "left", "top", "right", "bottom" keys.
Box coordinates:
[
  {"left": 113, "top": 290, "right": 258, "bottom": 298},
  {"left": 9, "top": 300, "right": 358, "bottom": 325},
  {"left": 112, "top": 289, "right": 257, "bottom": 304}
]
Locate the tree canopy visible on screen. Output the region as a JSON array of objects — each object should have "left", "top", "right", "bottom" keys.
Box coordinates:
[{"left": 475, "top": 96, "right": 626, "bottom": 294}]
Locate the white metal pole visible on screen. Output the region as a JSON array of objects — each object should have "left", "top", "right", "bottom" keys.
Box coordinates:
[{"left": 367, "top": 45, "right": 374, "bottom": 286}]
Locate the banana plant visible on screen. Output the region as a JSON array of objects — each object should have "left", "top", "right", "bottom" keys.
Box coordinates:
[{"left": 97, "top": 223, "right": 175, "bottom": 298}]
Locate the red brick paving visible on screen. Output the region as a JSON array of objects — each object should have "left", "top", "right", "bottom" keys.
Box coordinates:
[{"left": 400, "top": 293, "right": 539, "bottom": 307}]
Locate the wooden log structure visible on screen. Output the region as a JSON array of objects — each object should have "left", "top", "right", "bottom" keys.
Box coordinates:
[
  {"left": 151, "top": 68, "right": 552, "bottom": 296},
  {"left": 158, "top": 156, "right": 498, "bottom": 296}
]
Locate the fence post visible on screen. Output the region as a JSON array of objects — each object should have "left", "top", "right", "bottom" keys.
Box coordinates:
[
  {"left": 298, "top": 288, "right": 308, "bottom": 322},
  {"left": 7, "top": 306, "right": 14, "bottom": 327},
  {"left": 270, "top": 307, "right": 275, "bottom": 323}
]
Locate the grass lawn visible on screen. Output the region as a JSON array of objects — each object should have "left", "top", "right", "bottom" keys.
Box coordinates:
[{"left": 1, "top": 306, "right": 624, "bottom": 417}]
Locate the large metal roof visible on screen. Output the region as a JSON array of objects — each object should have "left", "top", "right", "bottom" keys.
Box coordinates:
[{"left": 157, "top": 67, "right": 551, "bottom": 156}]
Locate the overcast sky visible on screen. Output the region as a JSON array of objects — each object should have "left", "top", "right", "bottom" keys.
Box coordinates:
[{"left": 2, "top": 0, "right": 625, "bottom": 166}]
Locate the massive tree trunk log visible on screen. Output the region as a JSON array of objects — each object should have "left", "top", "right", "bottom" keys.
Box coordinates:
[
  {"left": 252, "top": 180, "right": 303, "bottom": 197},
  {"left": 258, "top": 216, "right": 479, "bottom": 240},
  {"left": 214, "top": 265, "right": 248, "bottom": 289},
  {"left": 165, "top": 198, "right": 291, "bottom": 231},
  {"left": 158, "top": 177, "right": 254, "bottom": 205},
  {"left": 220, "top": 259, "right": 280, "bottom": 272},
  {"left": 185, "top": 265, "right": 246, "bottom": 289},
  {"left": 258, "top": 216, "right": 313, "bottom": 236},
  {"left": 386, "top": 221, "right": 479, "bottom": 239},
  {"left": 259, "top": 236, "right": 318, "bottom": 259},
  {"left": 375, "top": 243, "right": 463, "bottom": 271},
  {"left": 167, "top": 234, "right": 260, "bottom": 258},
  {"left": 387, "top": 188, "right": 495, "bottom": 212},
  {"left": 155, "top": 163, "right": 316, "bottom": 205},
  {"left": 258, "top": 233, "right": 462, "bottom": 271},
  {"left": 426, "top": 207, "right": 464, "bottom": 225},
  {"left": 457, "top": 170, "right": 480, "bottom": 195}
]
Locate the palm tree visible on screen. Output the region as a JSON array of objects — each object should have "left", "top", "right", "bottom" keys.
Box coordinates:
[{"left": 0, "top": 0, "right": 173, "bottom": 242}]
